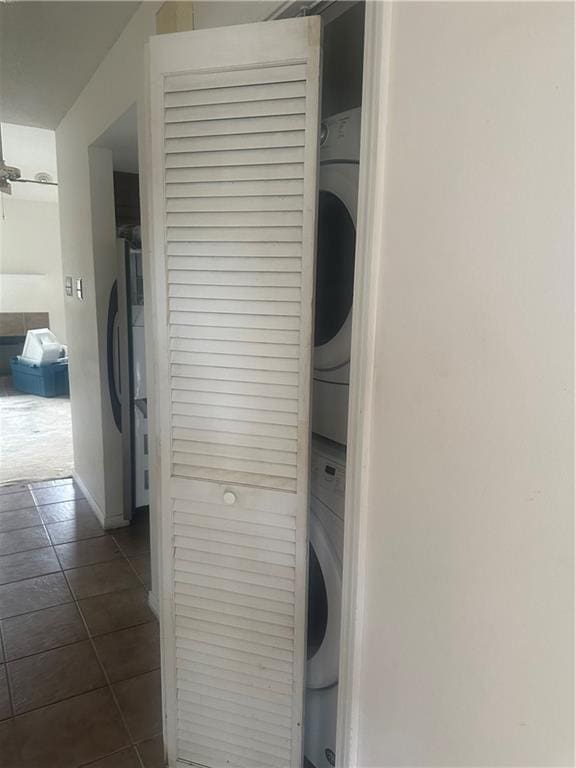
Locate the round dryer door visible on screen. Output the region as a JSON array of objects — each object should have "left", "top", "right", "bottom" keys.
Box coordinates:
[
  {"left": 307, "top": 501, "right": 342, "bottom": 690},
  {"left": 314, "top": 163, "right": 358, "bottom": 376}
]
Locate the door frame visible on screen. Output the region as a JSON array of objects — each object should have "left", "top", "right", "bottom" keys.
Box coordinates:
[
  {"left": 138, "top": 3, "right": 394, "bottom": 767},
  {"left": 333, "top": 3, "right": 393, "bottom": 767}
]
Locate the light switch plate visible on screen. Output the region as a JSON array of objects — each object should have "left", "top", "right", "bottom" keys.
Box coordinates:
[
  {"left": 75, "top": 278, "right": 83, "bottom": 300},
  {"left": 65, "top": 276, "right": 73, "bottom": 297}
]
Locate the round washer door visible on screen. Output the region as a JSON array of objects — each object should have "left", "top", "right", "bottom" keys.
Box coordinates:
[
  {"left": 314, "top": 163, "right": 359, "bottom": 375},
  {"left": 306, "top": 500, "right": 342, "bottom": 690}
]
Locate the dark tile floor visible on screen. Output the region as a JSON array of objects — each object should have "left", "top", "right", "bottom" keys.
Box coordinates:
[{"left": 0, "top": 477, "right": 165, "bottom": 768}]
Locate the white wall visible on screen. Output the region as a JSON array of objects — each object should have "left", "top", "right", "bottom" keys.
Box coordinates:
[
  {"left": 356, "top": 3, "right": 574, "bottom": 765},
  {"left": 192, "top": 0, "right": 284, "bottom": 29},
  {"left": 88, "top": 146, "right": 124, "bottom": 529},
  {"left": 55, "top": 4, "right": 160, "bottom": 528},
  {"left": 0, "top": 124, "right": 66, "bottom": 342}
]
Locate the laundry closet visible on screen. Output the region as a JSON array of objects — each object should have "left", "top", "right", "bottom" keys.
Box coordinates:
[
  {"left": 144, "top": 4, "right": 366, "bottom": 767},
  {"left": 304, "top": 3, "right": 364, "bottom": 767}
]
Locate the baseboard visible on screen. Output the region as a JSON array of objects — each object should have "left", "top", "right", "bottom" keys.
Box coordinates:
[
  {"left": 148, "top": 590, "right": 160, "bottom": 619},
  {"left": 73, "top": 472, "right": 106, "bottom": 527},
  {"left": 103, "top": 515, "right": 129, "bottom": 530},
  {"left": 73, "top": 471, "right": 127, "bottom": 530}
]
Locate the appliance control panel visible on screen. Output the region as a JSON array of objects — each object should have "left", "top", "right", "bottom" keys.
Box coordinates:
[
  {"left": 319, "top": 107, "right": 361, "bottom": 163},
  {"left": 310, "top": 437, "right": 346, "bottom": 521}
]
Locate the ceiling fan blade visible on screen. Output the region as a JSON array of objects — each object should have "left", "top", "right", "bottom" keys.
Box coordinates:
[
  {"left": 0, "top": 125, "right": 56, "bottom": 192},
  {"left": 12, "top": 178, "right": 58, "bottom": 186}
]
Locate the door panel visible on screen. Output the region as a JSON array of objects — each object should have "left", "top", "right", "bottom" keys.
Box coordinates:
[{"left": 148, "top": 17, "right": 321, "bottom": 768}]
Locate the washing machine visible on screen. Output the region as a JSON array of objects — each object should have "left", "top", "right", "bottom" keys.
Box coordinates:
[
  {"left": 305, "top": 437, "right": 346, "bottom": 768},
  {"left": 313, "top": 107, "right": 361, "bottom": 447}
]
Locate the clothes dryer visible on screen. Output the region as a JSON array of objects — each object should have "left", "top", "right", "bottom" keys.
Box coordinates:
[
  {"left": 313, "top": 108, "right": 361, "bottom": 446},
  {"left": 305, "top": 437, "right": 346, "bottom": 768}
]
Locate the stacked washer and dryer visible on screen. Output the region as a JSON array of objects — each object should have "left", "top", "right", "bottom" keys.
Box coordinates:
[{"left": 305, "top": 107, "right": 361, "bottom": 768}]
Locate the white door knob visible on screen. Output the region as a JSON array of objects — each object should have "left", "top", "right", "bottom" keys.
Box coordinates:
[{"left": 223, "top": 490, "right": 236, "bottom": 505}]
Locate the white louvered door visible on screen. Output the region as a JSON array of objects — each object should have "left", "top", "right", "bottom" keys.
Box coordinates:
[{"left": 148, "top": 17, "right": 321, "bottom": 768}]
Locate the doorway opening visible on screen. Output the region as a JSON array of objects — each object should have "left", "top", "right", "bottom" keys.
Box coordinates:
[
  {"left": 95, "top": 105, "right": 150, "bottom": 529},
  {"left": 0, "top": 123, "right": 73, "bottom": 486},
  {"left": 89, "top": 103, "right": 154, "bottom": 585}
]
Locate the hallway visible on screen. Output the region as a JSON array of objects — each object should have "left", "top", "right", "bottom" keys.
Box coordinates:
[{"left": 0, "top": 477, "right": 164, "bottom": 768}]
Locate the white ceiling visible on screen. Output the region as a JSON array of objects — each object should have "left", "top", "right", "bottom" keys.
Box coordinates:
[{"left": 0, "top": 1, "right": 140, "bottom": 129}]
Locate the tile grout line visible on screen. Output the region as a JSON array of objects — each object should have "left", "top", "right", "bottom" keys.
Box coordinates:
[
  {"left": 0, "top": 573, "right": 149, "bottom": 623},
  {"left": 0, "top": 595, "right": 77, "bottom": 622},
  {"left": 0, "top": 480, "right": 78, "bottom": 516},
  {"left": 114, "top": 532, "right": 151, "bottom": 590},
  {"left": 29, "top": 483, "right": 80, "bottom": 507},
  {"left": 8, "top": 680, "right": 112, "bottom": 720},
  {"left": 0, "top": 627, "right": 157, "bottom": 666},
  {"left": 0, "top": 482, "right": 116, "bottom": 566},
  {"left": 81, "top": 513, "right": 155, "bottom": 768},
  {"left": 0, "top": 482, "right": 65, "bottom": 720},
  {"left": 0, "top": 560, "right": 62, "bottom": 588},
  {"left": 7, "top": 670, "right": 161, "bottom": 768},
  {"left": 0, "top": 481, "right": 157, "bottom": 766},
  {"left": 96, "top": 517, "right": 155, "bottom": 768},
  {"left": 60, "top": 565, "right": 149, "bottom": 768},
  {"left": 0, "top": 541, "right": 60, "bottom": 557},
  {"left": 0, "top": 505, "right": 38, "bottom": 516},
  {"left": 2, "top": 620, "right": 161, "bottom": 717},
  {"left": 0, "top": 491, "right": 152, "bottom": 627},
  {"left": 0, "top": 484, "right": 63, "bottom": 583},
  {"left": 2, "top": 668, "right": 160, "bottom": 762},
  {"left": 0, "top": 486, "right": 30, "bottom": 498},
  {"left": 3, "top": 486, "right": 69, "bottom": 723},
  {"left": 0, "top": 612, "right": 15, "bottom": 724},
  {"left": 77, "top": 745, "right": 146, "bottom": 768},
  {"left": 0, "top": 591, "right": 156, "bottom": 665}
]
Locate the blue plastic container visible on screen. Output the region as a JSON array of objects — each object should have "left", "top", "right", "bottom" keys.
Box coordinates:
[{"left": 10, "top": 357, "right": 69, "bottom": 398}]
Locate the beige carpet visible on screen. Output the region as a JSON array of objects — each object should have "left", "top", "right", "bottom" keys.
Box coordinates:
[{"left": 0, "top": 376, "right": 74, "bottom": 485}]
